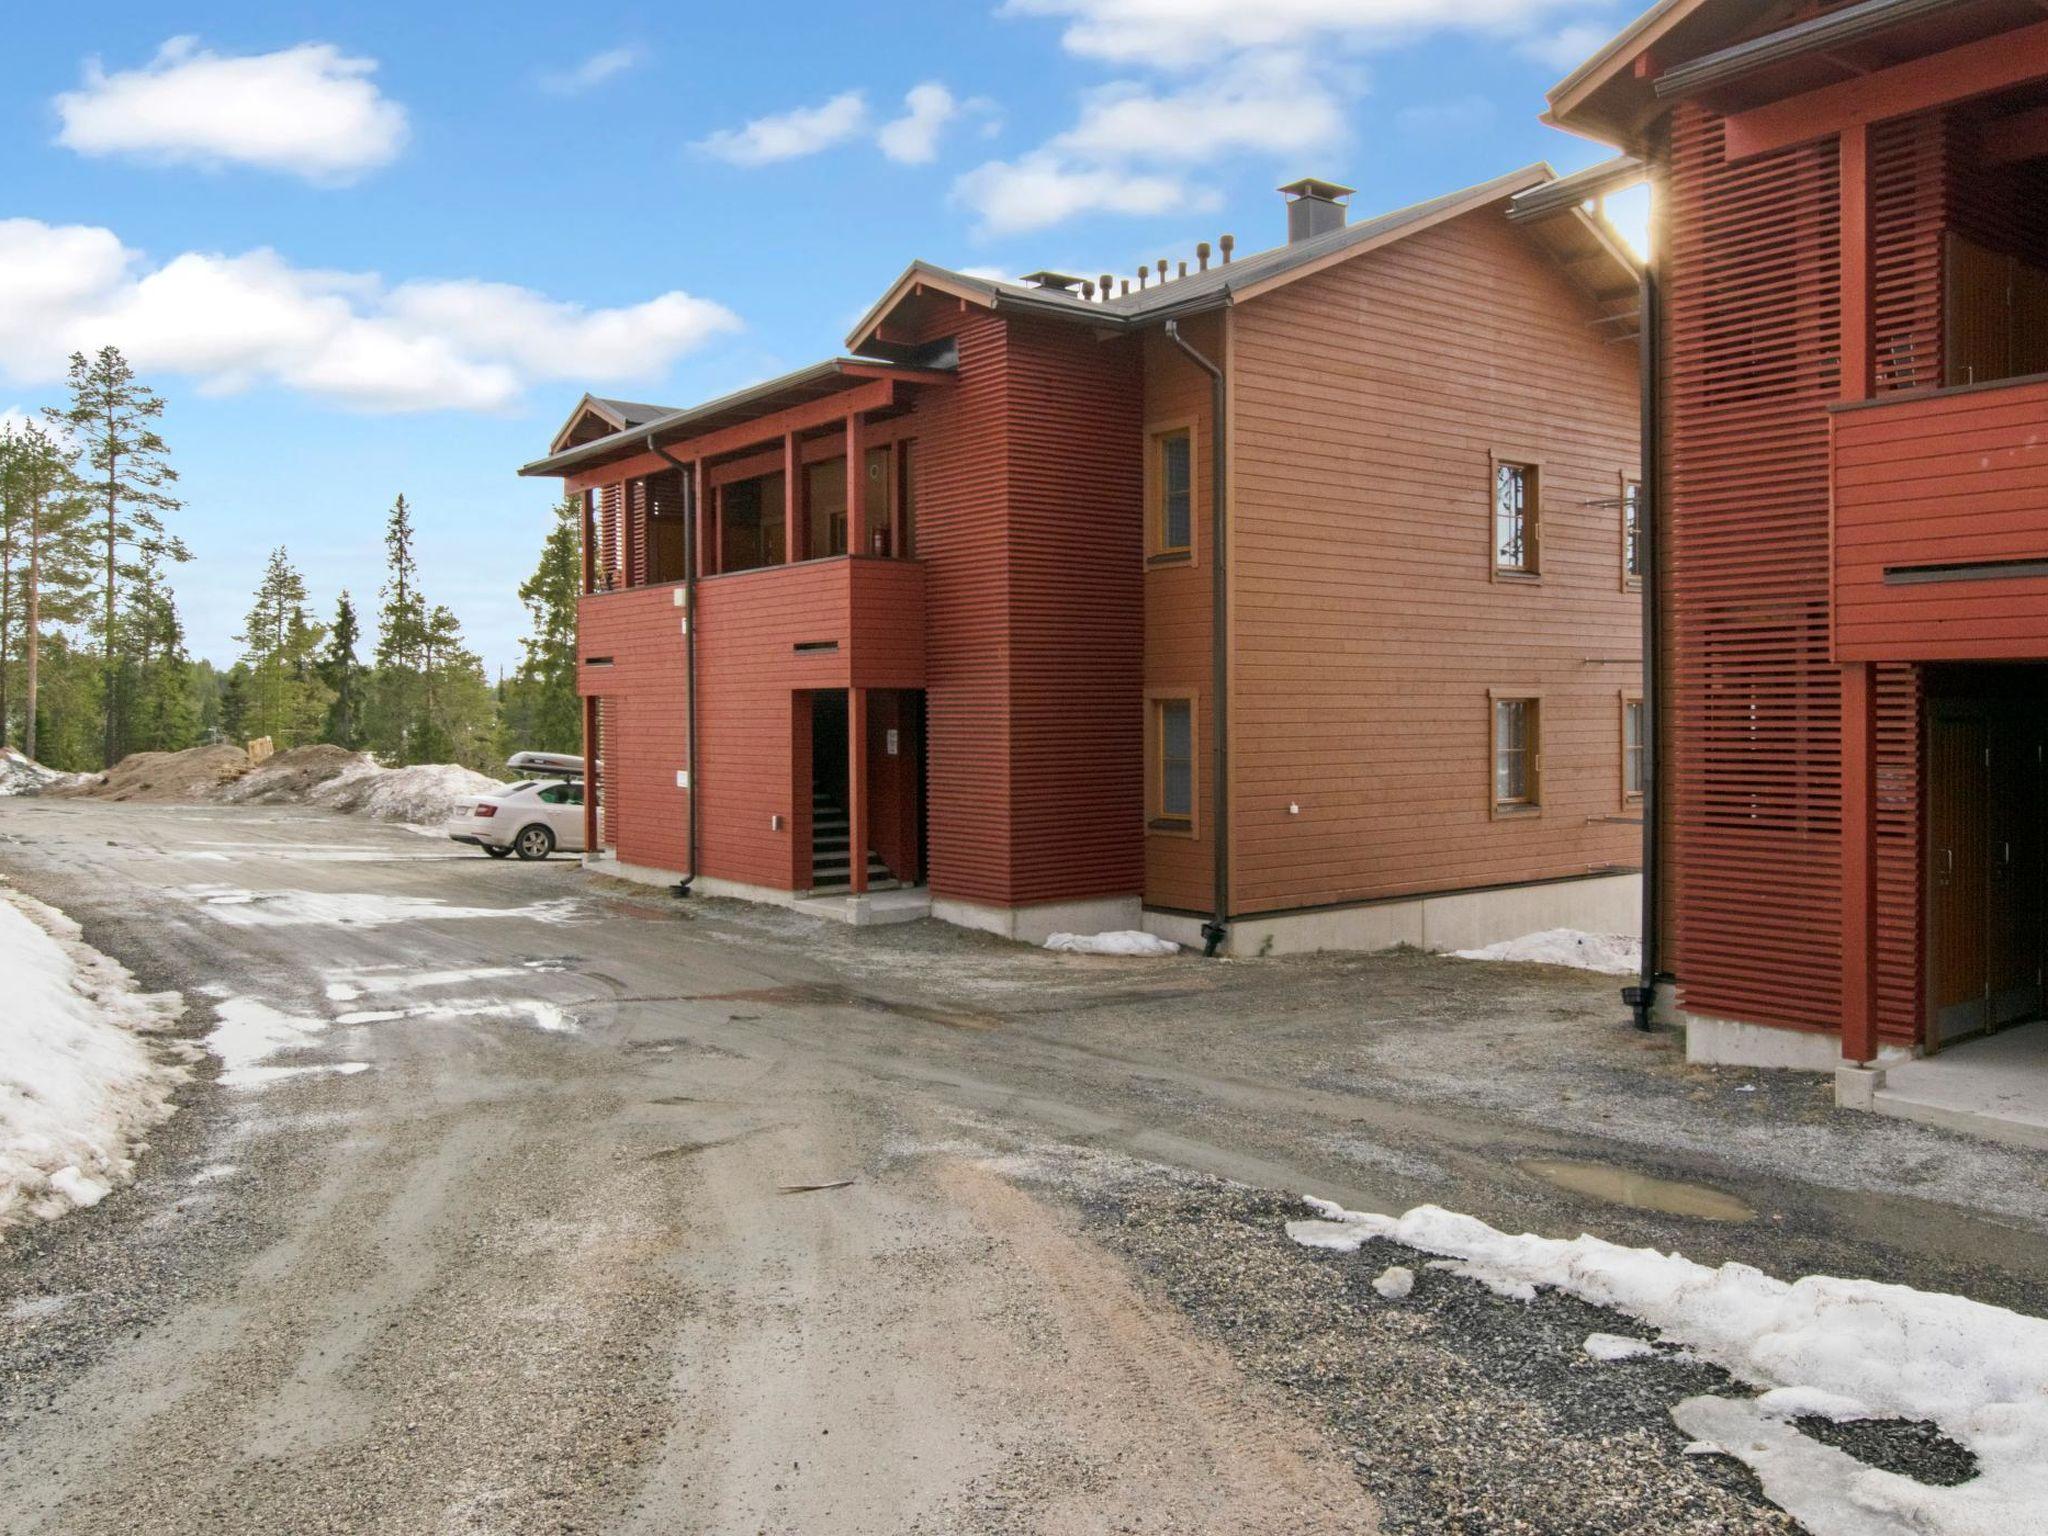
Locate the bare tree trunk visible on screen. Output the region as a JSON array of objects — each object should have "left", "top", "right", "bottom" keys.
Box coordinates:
[{"left": 25, "top": 491, "right": 41, "bottom": 763}]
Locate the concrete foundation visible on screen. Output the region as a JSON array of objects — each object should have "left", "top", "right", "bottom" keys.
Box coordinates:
[
  {"left": 583, "top": 854, "right": 931, "bottom": 927},
  {"left": 932, "top": 894, "right": 1144, "bottom": 946},
  {"left": 1145, "top": 872, "right": 1641, "bottom": 959},
  {"left": 1854, "top": 1022, "right": 2048, "bottom": 1151}
]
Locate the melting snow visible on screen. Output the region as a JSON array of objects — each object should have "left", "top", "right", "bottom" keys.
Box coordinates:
[
  {"left": 1, "top": 883, "right": 188, "bottom": 1227},
  {"left": 1452, "top": 929, "right": 1641, "bottom": 975},
  {"left": 176, "top": 886, "right": 581, "bottom": 928},
  {"left": 1288, "top": 1197, "right": 2048, "bottom": 1535},
  {"left": 1044, "top": 930, "right": 1180, "bottom": 957},
  {"left": 206, "top": 998, "right": 367, "bottom": 1088}
]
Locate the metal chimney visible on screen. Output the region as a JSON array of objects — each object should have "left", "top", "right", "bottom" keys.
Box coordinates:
[{"left": 1279, "top": 177, "right": 1355, "bottom": 243}]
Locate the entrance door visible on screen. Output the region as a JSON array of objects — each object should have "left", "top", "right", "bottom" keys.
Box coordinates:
[{"left": 1928, "top": 710, "right": 1990, "bottom": 1047}]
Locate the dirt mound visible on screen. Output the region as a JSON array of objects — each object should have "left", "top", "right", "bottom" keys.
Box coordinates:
[
  {"left": 0, "top": 748, "right": 89, "bottom": 798},
  {"left": 61, "top": 745, "right": 252, "bottom": 803},
  {"left": 310, "top": 762, "right": 503, "bottom": 825},
  {"left": 218, "top": 744, "right": 373, "bottom": 805}
]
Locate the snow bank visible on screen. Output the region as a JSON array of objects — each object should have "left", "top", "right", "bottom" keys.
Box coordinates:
[
  {"left": 1452, "top": 928, "right": 1641, "bottom": 975},
  {"left": 0, "top": 883, "right": 188, "bottom": 1227},
  {"left": 308, "top": 761, "right": 503, "bottom": 825},
  {"left": 1288, "top": 1197, "right": 2048, "bottom": 1535},
  {"left": 0, "top": 747, "right": 86, "bottom": 797},
  {"left": 1044, "top": 930, "right": 1180, "bottom": 957}
]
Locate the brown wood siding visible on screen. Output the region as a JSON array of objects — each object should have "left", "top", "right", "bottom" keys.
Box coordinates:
[
  {"left": 1224, "top": 207, "right": 1642, "bottom": 915},
  {"left": 1141, "top": 313, "right": 1220, "bottom": 911}
]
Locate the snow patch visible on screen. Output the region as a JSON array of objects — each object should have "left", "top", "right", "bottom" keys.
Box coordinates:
[
  {"left": 1043, "top": 930, "right": 1180, "bottom": 957},
  {"left": 0, "top": 746, "right": 89, "bottom": 797},
  {"left": 206, "top": 998, "right": 367, "bottom": 1088},
  {"left": 0, "top": 882, "right": 188, "bottom": 1228},
  {"left": 1290, "top": 1198, "right": 2048, "bottom": 1535},
  {"left": 176, "top": 885, "right": 582, "bottom": 928},
  {"left": 310, "top": 760, "right": 504, "bottom": 825},
  {"left": 1372, "top": 1265, "right": 1415, "bottom": 1299},
  {"left": 1584, "top": 1332, "right": 1663, "bottom": 1362},
  {"left": 1452, "top": 928, "right": 1641, "bottom": 975}
]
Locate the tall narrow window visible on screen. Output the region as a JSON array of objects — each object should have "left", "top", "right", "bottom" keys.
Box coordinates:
[
  {"left": 1154, "top": 428, "right": 1192, "bottom": 558},
  {"left": 1494, "top": 461, "right": 1537, "bottom": 574},
  {"left": 1154, "top": 698, "right": 1194, "bottom": 825},
  {"left": 1623, "top": 697, "right": 1646, "bottom": 801},
  {"left": 1623, "top": 479, "right": 1643, "bottom": 583},
  {"left": 1493, "top": 697, "right": 1540, "bottom": 811}
]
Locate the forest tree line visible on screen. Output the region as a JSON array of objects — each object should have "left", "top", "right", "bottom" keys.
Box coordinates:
[{"left": 0, "top": 346, "right": 583, "bottom": 775}]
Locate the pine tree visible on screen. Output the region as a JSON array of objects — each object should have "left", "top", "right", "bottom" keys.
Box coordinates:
[
  {"left": 501, "top": 489, "right": 583, "bottom": 753},
  {"left": 0, "top": 421, "right": 95, "bottom": 763},
  {"left": 318, "top": 591, "right": 367, "bottom": 749},
  {"left": 218, "top": 663, "right": 252, "bottom": 745},
  {"left": 236, "top": 547, "right": 330, "bottom": 748},
  {"left": 48, "top": 347, "right": 188, "bottom": 767},
  {"left": 121, "top": 539, "right": 199, "bottom": 752},
  {"left": 369, "top": 495, "right": 429, "bottom": 761}
]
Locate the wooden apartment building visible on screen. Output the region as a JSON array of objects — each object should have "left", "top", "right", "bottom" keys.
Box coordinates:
[
  {"left": 1549, "top": 0, "right": 2048, "bottom": 1073},
  {"left": 521, "top": 166, "right": 1643, "bottom": 954}
]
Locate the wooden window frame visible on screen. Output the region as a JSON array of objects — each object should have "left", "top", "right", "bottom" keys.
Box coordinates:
[
  {"left": 1146, "top": 691, "right": 1198, "bottom": 835},
  {"left": 1488, "top": 690, "right": 1544, "bottom": 818},
  {"left": 1620, "top": 691, "right": 1646, "bottom": 809},
  {"left": 1489, "top": 451, "right": 1542, "bottom": 581},
  {"left": 1145, "top": 420, "right": 1198, "bottom": 566},
  {"left": 1621, "top": 471, "right": 1644, "bottom": 591}
]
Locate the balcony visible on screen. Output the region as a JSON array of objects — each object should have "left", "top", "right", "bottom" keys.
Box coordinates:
[{"left": 1831, "top": 374, "right": 2048, "bottom": 662}]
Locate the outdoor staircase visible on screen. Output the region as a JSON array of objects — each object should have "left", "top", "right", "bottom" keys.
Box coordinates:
[{"left": 809, "top": 789, "right": 895, "bottom": 894}]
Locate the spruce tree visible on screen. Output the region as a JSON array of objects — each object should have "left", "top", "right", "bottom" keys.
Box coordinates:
[
  {"left": 47, "top": 347, "right": 187, "bottom": 767},
  {"left": 0, "top": 421, "right": 94, "bottom": 763},
  {"left": 237, "top": 547, "right": 330, "bottom": 748},
  {"left": 219, "top": 663, "right": 252, "bottom": 744},
  {"left": 370, "top": 495, "right": 429, "bottom": 761},
  {"left": 121, "top": 539, "right": 199, "bottom": 752},
  {"left": 503, "top": 489, "right": 582, "bottom": 752},
  {"left": 318, "top": 591, "right": 367, "bottom": 749}
]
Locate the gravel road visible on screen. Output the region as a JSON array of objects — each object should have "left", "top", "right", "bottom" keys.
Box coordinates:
[{"left": 3, "top": 799, "right": 2044, "bottom": 1534}]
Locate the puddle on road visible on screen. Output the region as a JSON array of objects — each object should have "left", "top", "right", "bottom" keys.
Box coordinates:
[{"left": 1519, "top": 1158, "right": 1754, "bottom": 1222}]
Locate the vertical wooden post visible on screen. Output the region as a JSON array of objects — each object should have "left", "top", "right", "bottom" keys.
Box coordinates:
[
  {"left": 1839, "top": 123, "right": 1877, "bottom": 1063},
  {"left": 889, "top": 445, "right": 906, "bottom": 559},
  {"left": 579, "top": 487, "right": 595, "bottom": 594},
  {"left": 845, "top": 411, "right": 865, "bottom": 555},
  {"left": 582, "top": 694, "right": 599, "bottom": 854},
  {"left": 784, "top": 431, "right": 801, "bottom": 564},
  {"left": 848, "top": 686, "right": 869, "bottom": 895},
  {"left": 692, "top": 460, "right": 709, "bottom": 579}
]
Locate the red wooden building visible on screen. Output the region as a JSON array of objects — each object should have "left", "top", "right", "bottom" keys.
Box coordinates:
[
  {"left": 1549, "top": 0, "right": 2048, "bottom": 1080},
  {"left": 521, "top": 169, "right": 1642, "bottom": 952}
]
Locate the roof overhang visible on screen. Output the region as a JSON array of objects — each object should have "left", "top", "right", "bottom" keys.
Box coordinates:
[{"left": 518, "top": 357, "right": 953, "bottom": 479}]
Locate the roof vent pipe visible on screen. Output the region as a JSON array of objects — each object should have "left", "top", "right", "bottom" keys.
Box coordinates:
[
  {"left": 1196, "top": 242, "right": 1211, "bottom": 271},
  {"left": 1155, "top": 259, "right": 1167, "bottom": 283},
  {"left": 1279, "top": 177, "right": 1355, "bottom": 243},
  {"left": 1099, "top": 273, "right": 1113, "bottom": 301},
  {"left": 1219, "top": 234, "right": 1235, "bottom": 263}
]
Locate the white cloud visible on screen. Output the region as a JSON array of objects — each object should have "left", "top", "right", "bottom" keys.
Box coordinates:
[
  {"left": 540, "top": 45, "right": 648, "bottom": 95},
  {"left": 0, "top": 218, "right": 742, "bottom": 414},
  {"left": 954, "top": 155, "right": 1210, "bottom": 235},
  {"left": 878, "top": 82, "right": 964, "bottom": 164},
  {"left": 1519, "top": 21, "right": 1614, "bottom": 72},
  {"left": 53, "top": 37, "right": 407, "bottom": 184},
  {"left": 1051, "top": 51, "right": 1345, "bottom": 163},
  {"left": 697, "top": 91, "right": 869, "bottom": 165},
  {"left": 1004, "top": 0, "right": 1593, "bottom": 67},
  {"left": 1393, "top": 92, "right": 1496, "bottom": 137}
]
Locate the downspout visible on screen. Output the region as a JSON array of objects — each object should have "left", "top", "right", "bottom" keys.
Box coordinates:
[
  {"left": 1164, "top": 319, "right": 1230, "bottom": 957},
  {"left": 1625, "top": 234, "right": 1668, "bottom": 1031},
  {"left": 648, "top": 439, "right": 698, "bottom": 895}
]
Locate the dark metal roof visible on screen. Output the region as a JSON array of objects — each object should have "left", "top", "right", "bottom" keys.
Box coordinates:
[
  {"left": 591, "top": 396, "right": 672, "bottom": 427},
  {"left": 846, "top": 162, "right": 1556, "bottom": 348},
  {"left": 520, "top": 357, "right": 951, "bottom": 478},
  {"left": 1655, "top": 0, "right": 1978, "bottom": 98},
  {"left": 1506, "top": 155, "right": 1644, "bottom": 222}
]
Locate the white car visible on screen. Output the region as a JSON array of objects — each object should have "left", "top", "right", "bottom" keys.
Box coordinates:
[{"left": 447, "top": 778, "right": 588, "bottom": 860}]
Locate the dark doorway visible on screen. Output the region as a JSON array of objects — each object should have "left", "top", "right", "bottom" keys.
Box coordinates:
[{"left": 1925, "top": 665, "right": 2048, "bottom": 1047}]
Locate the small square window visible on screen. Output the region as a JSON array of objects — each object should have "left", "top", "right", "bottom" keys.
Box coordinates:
[
  {"left": 1495, "top": 461, "right": 1537, "bottom": 574},
  {"left": 1623, "top": 698, "right": 1646, "bottom": 800},
  {"left": 1494, "top": 697, "right": 1540, "bottom": 810},
  {"left": 1155, "top": 698, "right": 1193, "bottom": 823},
  {"left": 1156, "top": 429, "right": 1192, "bottom": 556}
]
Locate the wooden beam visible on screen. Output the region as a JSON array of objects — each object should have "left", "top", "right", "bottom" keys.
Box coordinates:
[
  {"left": 783, "top": 432, "right": 800, "bottom": 565},
  {"left": 582, "top": 695, "right": 599, "bottom": 854},
  {"left": 1724, "top": 19, "right": 2048, "bottom": 158},
  {"left": 845, "top": 411, "right": 866, "bottom": 556},
  {"left": 848, "top": 687, "right": 868, "bottom": 896},
  {"left": 579, "top": 487, "right": 595, "bottom": 595},
  {"left": 1839, "top": 661, "right": 1878, "bottom": 1063},
  {"left": 692, "top": 459, "right": 708, "bottom": 580},
  {"left": 1982, "top": 99, "right": 2048, "bottom": 163},
  {"left": 1840, "top": 122, "right": 1872, "bottom": 405}
]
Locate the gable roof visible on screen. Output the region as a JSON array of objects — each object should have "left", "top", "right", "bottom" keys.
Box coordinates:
[
  {"left": 847, "top": 163, "right": 1570, "bottom": 351},
  {"left": 547, "top": 393, "right": 678, "bottom": 455}
]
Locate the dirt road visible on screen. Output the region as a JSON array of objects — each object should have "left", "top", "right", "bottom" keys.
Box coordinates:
[{"left": 3, "top": 800, "right": 2045, "bottom": 1534}]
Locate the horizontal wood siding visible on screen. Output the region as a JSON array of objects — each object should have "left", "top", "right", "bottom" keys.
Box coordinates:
[
  {"left": 1833, "top": 378, "right": 2048, "bottom": 659},
  {"left": 1227, "top": 206, "right": 1643, "bottom": 914},
  {"left": 1142, "top": 313, "right": 1219, "bottom": 912},
  {"left": 577, "top": 586, "right": 687, "bottom": 873}
]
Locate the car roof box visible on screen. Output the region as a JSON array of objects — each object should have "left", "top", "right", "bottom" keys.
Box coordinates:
[{"left": 506, "top": 750, "right": 585, "bottom": 779}]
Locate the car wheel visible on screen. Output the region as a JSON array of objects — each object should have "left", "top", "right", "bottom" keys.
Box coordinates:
[
  {"left": 484, "top": 845, "right": 513, "bottom": 859},
  {"left": 514, "top": 824, "right": 555, "bottom": 861}
]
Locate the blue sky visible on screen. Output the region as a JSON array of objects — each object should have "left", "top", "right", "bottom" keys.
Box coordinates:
[{"left": 4, "top": 1, "right": 1639, "bottom": 674}]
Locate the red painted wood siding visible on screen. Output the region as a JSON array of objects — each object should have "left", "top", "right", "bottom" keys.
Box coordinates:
[
  {"left": 1662, "top": 102, "right": 1848, "bottom": 1034},
  {"left": 577, "top": 584, "right": 688, "bottom": 873},
  {"left": 1833, "top": 377, "right": 2048, "bottom": 660}
]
